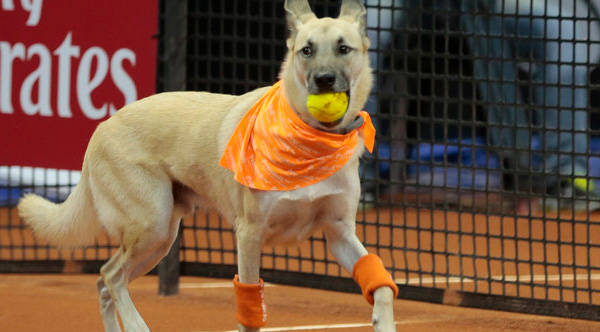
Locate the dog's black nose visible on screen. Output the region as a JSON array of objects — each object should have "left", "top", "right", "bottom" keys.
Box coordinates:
[{"left": 314, "top": 73, "right": 336, "bottom": 89}]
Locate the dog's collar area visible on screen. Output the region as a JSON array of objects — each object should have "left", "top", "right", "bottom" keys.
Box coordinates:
[
  {"left": 342, "top": 115, "right": 365, "bottom": 133},
  {"left": 323, "top": 115, "right": 364, "bottom": 135}
]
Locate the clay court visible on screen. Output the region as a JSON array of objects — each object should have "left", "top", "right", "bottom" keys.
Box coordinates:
[
  {"left": 2, "top": 206, "right": 600, "bottom": 331},
  {"left": 1, "top": 273, "right": 600, "bottom": 332}
]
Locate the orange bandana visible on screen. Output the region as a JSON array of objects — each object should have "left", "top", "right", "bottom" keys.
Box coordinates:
[{"left": 219, "top": 80, "right": 375, "bottom": 191}]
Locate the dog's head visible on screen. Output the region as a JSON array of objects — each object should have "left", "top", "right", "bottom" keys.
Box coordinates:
[{"left": 280, "top": 0, "right": 373, "bottom": 132}]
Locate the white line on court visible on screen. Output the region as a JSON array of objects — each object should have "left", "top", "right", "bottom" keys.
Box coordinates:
[
  {"left": 190, "top": 319, "right": 438, "bottom": 332},
  {"left": 396, "top": 273, "right": 600, "bottom": 285},
  {"left": 179, "top": 282, "right": 237, "bottom": 289},
  {"left": 180, "top": 282, "right": 276, "bottom": 289},
  {"left": 130, "top": 282, "right": 276, "bottom": 289},
  {"left": 199, "top": 322, "right": 373, "bottom": 332}
]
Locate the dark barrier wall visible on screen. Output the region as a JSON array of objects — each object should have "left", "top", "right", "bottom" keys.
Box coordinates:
[{"left": 2, "top": 0, "right": 600, "bottom": 321}]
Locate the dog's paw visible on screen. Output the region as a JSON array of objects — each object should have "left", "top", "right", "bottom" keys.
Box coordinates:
[
  {"left": 238, "top": 324, "right": 261, "bottom": 332},
  {"left": 372, "top": 287, "right": 396, "bottom": 332}
]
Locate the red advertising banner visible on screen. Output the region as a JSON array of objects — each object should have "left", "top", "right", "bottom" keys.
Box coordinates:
[{"left": 0, "top": 0, "right": 158, "bottom": 170}]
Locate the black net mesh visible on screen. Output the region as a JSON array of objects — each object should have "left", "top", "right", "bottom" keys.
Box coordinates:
[{"left": 180, "top": 0, "right": 600, "bottom": 316}]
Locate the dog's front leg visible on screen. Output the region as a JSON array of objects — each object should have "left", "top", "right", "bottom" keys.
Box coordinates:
[
  {"left": 323, "top": 223, "right": 398, "bottom": 332},
  {"left": 235, "top": 221, "right": 266, "bottom": 332}
]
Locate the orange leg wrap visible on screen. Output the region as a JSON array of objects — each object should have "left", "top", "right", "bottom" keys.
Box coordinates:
[
  {"left": 233, "top": 275, "right": 267, "bottom": 328},
  {"left": 352, "top": 254, "right": 399, "bottom": 305}
]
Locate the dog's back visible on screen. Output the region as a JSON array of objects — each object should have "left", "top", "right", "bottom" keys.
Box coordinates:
[{"left": 18, "top": 88, "right": 264, "bottom": 247}]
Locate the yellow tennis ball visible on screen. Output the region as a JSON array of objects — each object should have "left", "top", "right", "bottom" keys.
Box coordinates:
[
  {"left": 306, "top": 92, "right": 348, "bottom": 123},
  {"left": 574, "top": 177, "right": 596, "bottom": 192}
]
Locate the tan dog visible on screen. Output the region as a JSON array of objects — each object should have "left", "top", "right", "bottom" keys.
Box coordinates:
[{"left": 17, "top": 0, "right": 397, "bottom": 331}]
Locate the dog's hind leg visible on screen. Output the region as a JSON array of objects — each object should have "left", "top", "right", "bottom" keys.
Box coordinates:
[
  {"left": 100, "top": 245, "right": 151, "bottom": 332},
  {"left": 127, "top": 215, "right": 182, "bottom": 281},
  {"left": 92, "top": 172, "right": 176, "bottom": 332},
  {"left": 101, "top": 231, "right": 167, "bottom": 332},
  {"left": 100, "top": 213, "right": 182, "bottom": 332},
  {"left": 86, "top": 144, "right": 191, "bottom": 331},
  {"left": 97, "top": 275, "right": 122, "bottom": 332}
]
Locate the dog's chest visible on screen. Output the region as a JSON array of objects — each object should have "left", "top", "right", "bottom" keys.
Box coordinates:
[{"left": 256, "top": 161, "right": 360, "bottom": 246}]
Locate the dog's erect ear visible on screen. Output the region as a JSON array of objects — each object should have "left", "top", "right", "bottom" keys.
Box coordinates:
[
  {"left": 339, "top": 0, "right": 369, "bottom": 49},
  {"left": 285, "top": 0, "right": 316, "bottom": 49}
]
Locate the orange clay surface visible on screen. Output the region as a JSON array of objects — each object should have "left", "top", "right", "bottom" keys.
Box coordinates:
[
  {"left": 1, "top": 273, "right": 600, "bottom": 332},
  {"left": 2, "top": 205, "right": 600, "bottom": 331}
]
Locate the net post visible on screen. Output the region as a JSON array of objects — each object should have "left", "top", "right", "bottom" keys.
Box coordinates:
[
  {"left": 155, "top": 0, "right": 187, "bottom": 296},
  {"left": 162, "top": 0, "right": 187, "bottom": 92}
]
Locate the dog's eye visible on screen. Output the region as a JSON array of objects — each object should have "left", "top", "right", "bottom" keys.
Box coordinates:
[
  {"left": 300, "top": 46, "right": 313, "bottom": 57},
  {"left": 339, "top": 45, "right": 352, "bottom": 55}
]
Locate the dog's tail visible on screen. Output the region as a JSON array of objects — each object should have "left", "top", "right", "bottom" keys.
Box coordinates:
[{"left": 17, "top": 168, "right": 101, "bottom": 248}]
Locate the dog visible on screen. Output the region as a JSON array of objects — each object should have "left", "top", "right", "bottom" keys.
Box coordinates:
[{"left": 17, "top": 0, "right": 398, "bottom": 331}]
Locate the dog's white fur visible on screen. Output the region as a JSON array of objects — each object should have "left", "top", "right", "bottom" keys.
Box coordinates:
[{"left": 17, "top": 1, "right": 397, "bottom": 331}]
